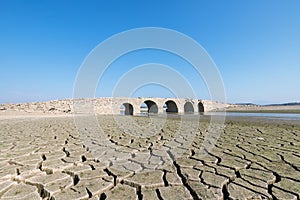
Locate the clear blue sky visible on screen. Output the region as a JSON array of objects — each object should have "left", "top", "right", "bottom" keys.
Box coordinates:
[{"left": 1, "top": 0, "right": 299, "bottom": 104}]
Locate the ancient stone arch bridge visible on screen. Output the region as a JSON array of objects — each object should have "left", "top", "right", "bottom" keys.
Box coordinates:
[
  {"left": 0, "top": 98, "right": 227, "bottom": 115},
  {"left": 75, "top": 98, "right": 227, "bottom": 115}
]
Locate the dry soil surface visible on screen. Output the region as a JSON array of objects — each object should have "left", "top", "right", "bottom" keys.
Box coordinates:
[{"left": 0, "top": 113, "right": 299, "bottom": 200}]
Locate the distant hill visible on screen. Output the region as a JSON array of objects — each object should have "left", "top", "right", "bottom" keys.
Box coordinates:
[
  {"left": 235, "top": 103, "right": 258, "bottom": 106},
  {"left": 265, "top": 102, "right": 300, "bottom": 106},
  {"left": 234, "top": 102, "right": 300, "bottom": 106}
]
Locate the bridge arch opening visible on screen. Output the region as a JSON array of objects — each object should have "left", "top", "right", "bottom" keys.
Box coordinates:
[
  {"left": 184, "top": 102, "right": 194, "bottom": 113},
  {"left": 121, "top": 103, "right": 133, "bottom": 115},
  {"left": 164, "top": 100, "right": 178, "bottom": 113},
  {"left": 142, "top": 100, "right": 158, "bottom": 113},
  {"left": 198, "top": 102, "right": 204, "bottom": 113}
]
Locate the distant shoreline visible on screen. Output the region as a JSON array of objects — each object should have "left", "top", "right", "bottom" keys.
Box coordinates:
[
  {"left": 225, "top": 104, "right": 300, "bottom": 114},
  {"left": 225, "top": 109, "right": 300, "bottom": 114}
]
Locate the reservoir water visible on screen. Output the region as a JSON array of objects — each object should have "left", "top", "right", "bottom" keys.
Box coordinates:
[
  {"left": 210, "top": 112, "right": 300, "bottom": 121},
  {"left": 121, "top": 111, "right": 300, "bottom": 121}
]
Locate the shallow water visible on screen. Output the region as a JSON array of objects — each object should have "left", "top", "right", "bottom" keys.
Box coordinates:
[
  {"left": 123, "top": 111, "right": 300, "bottom": 121},
  {"left": 210, "top": 112, "right": 300, "bottom": 120}
]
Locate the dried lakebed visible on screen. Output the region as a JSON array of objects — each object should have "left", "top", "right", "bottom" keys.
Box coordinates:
[{"left": 0, "top": 114, "right": 299, "bottom": 199}]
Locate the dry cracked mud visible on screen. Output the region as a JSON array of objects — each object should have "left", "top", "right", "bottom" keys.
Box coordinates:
[{"left": 0, "top": 114, "right": 299, "bottom": 200}]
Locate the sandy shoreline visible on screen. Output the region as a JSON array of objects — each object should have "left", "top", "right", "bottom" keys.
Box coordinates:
[{"left": 0, "top": 113, "right": 299, "bottom": 199}]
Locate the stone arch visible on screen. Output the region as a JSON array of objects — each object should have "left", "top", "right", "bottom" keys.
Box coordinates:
[
  {"left": 198, "top": 102, "right": 204, "bottom": 113},
  {"left": 143, "top": 100, "right": 158, "bottom": 113},
  {"left": 165, "top": 100, "right": 178, "bottom": 113},
  {"left": 122, "top": 103, "right": 133, "bottom": 115},
  {"left": 184, "top": 102, "right": 194, "bottom": 113}
]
